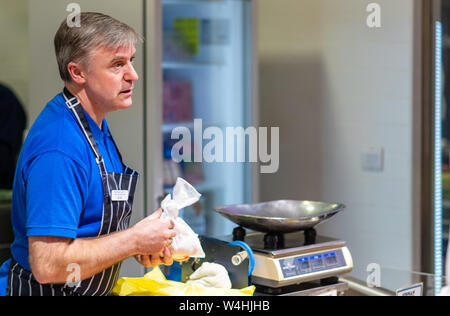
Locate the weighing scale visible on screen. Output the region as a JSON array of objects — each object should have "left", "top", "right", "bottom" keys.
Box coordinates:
[{"left": 214, "top": 200, "right": 354, "bottom": 296}]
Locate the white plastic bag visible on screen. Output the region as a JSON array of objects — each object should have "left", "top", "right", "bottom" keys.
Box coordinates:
[{"left": 161, "top": 178, "right": 205, "bottom": 260}]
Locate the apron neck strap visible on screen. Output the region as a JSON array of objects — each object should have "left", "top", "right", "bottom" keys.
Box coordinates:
[{"left": 62, "top": 87, "right": 106, "bottom": 170}]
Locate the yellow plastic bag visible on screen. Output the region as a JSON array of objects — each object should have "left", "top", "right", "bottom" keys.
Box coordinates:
[{"left": 111, "top": 266, "right": 255, "bottom": 296}]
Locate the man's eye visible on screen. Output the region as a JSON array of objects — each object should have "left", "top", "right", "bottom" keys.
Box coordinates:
[{"left": 114, "top": 63, "right": 124, "bottom": 68}]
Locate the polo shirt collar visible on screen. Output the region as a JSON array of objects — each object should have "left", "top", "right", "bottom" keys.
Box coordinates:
[{"left": 85, "top": 111, "right": 110, "bottom": 142}]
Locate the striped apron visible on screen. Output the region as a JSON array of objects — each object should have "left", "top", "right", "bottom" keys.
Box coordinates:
[{"left": 6, "top": 89, "right": 139, "bottom": 296}]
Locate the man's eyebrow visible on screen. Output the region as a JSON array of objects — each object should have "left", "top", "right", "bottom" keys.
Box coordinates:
[{"left": 110, "top": 54, "right": 136, "bottom": 63}]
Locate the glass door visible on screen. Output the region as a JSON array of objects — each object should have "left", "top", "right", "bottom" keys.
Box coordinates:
[{"left": 161, "top": 0, "right": 254, "bottom": 237}]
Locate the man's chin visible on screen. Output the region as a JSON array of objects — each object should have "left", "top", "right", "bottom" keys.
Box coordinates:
[{"left": 115, "top": 97, "right": 133, "bottom": 110}]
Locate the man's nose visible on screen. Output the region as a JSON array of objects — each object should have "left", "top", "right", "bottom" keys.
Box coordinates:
[{"left": 125, "top": 63, "right": 139, "bottom": 82}]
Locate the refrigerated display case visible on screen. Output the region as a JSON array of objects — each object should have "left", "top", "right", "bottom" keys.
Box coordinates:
[{"left": 160, "top": 0, "right": 258, "bottom": 237}]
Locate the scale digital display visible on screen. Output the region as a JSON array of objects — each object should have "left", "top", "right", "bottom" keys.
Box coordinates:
[{"left": 279, "top": 250, "right": 346, "bottom": 278}]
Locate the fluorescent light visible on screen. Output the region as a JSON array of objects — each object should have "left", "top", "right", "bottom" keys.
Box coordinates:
[{"left": 435, "top": 21, "right": 444, "bottom": 294}]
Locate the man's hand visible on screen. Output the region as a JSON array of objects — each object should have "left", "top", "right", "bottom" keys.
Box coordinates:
[
  {"left": 130, "top": 209, "right": 176, "bottom": 256},
  {"left": 132, "top": 210, "right": 191, "bottom": 267},
  {"left": 134, "top": 250, "right": 191, "bottom": 268},
  {"left": 135, "top": 246, "right": 174, "bottom": 268}
]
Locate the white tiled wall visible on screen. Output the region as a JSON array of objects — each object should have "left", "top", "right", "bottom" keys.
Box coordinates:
[{"left": 259, "top": 0, "right": 421, "bottom": 291}]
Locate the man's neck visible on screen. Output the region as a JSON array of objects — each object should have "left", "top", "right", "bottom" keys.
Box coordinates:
[{"left": 65, "top": 84, "right": 105, "bottom": 128}]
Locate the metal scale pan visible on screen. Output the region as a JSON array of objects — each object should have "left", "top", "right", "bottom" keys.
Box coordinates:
[{"left": 215, "top": 200, "right": 345, "bottom": 233}]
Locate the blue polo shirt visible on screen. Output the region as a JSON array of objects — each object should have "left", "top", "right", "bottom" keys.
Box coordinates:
[{"left": 0, "top": 92, "right": 124, "bottom": 295}]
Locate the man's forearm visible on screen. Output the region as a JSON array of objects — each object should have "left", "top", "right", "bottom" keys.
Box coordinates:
[
  {"left": 29, "top": 209, "right": 175, "bottom": 285},
  {"left": 29, "top": 228, "right": 138, "bottom": 284}
]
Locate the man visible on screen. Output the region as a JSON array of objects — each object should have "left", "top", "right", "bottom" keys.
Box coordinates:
[
  {"left": 0, "top": 12, "right": 178, "bottom": 296},
  {"left": 0, "top": 84, "right": 26, "bottom": 190}
]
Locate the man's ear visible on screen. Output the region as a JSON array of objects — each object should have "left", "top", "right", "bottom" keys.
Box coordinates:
[{"left": 67, "top": 62, "right": 87, "bottom": 85}]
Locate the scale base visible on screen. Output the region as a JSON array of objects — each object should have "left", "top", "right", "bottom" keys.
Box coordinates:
[{"left": 255, "top": 280, "right": 349, "bottom": 296}]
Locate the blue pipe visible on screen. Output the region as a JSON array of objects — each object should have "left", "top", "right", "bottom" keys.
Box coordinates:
[{"left": 229, "top": 240, "right": 255, "bottom": 276}]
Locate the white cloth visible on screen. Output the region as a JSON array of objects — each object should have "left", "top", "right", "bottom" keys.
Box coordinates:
[
  {"left": 161, "top": 177, "right": 205, "bottom": 260},
  {"left": 186, "top": 262, "right": 232, "bottom": 289}
]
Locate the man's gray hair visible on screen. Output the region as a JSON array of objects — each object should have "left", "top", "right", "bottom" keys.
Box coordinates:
[{"left": 54, "top": 12, "right": 143, "bottom": 82}]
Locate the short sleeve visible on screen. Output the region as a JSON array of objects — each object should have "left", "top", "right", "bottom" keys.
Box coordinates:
[{"left": 24, "top": 151, "right": 88, "bottom": 239}]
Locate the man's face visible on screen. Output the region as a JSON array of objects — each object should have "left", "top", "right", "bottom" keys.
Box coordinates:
[{"left": 84, "top": 44, "right": 138, "bottom": 112}]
